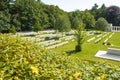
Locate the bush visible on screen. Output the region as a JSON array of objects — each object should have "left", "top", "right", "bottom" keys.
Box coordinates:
[
  {"left": 45, "top": 36, "right": 59, "bottom": 40},
  {"left": 10, "top": 25, "right": 16, "bottom": 34},
  {"left": 102, "top": 42, "right": 105, "bottom": 45},
  {"left": 54, "top": 36, "right": 59, "bottom": 40},
  {"left": 45, "top": 36, "right": 50, "bottom": 40},
  {"left": 95, "top": 17, "right": 108, "bottom": 31},
  {"left": 106, "top": 42, "right": 111, "bottom": 45}
]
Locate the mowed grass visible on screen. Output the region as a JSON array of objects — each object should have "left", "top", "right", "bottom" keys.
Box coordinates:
[{"left": 52, "top": 32, "right": 120, "bottom": 65}]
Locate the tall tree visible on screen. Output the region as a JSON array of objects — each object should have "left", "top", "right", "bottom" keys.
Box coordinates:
[
  {"left": 90, "top": 3, "right": 107, "bottom": 20},
  {"left": 91, "top": 3, "right": 98, "bottom": 11},
  {"left": 91, "top": 3, "right": 98, "bottom": 20},
  {"left": 55, "top": 14, "right": 71, "bottom": 32},
  {"left": 14, "top": 0, "right": 47, "bottom": 31},
  {"left": 72, "top": 16, "right": 80, "bottom": 29},
  {"left": 95, "top": 4, "right": 107, "bottom": 20},
  {"left": 75, "top": 22, "right": 85, "bottom": 52},
  {"left": 82, "top": 11, "right": 95, "bottom": 29},
  {"left": 0, "top": 0, "right": 13, "bottom": 33},
  {"left": 106, "top": 6, "right": 120, "bottom": 26},
  {"left": 68, "top": 10, "right": 83, "bottom": 29}
]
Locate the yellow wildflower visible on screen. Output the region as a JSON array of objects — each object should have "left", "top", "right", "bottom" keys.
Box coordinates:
[
  {"left": 69, "top": 76, "right": 73, "bottom": 80},
  {"left": 31, "top": 66, "right": 39, "bottom": 75},
  {"left": 95, "top": 77, "right": 101, "bottom": 80},
  {"left": 79, "top": 72, "right": 82, "bottom": 77},
  {"left": 74, "top": 72, "right": 82, "bottom": 79},
  {"left": 14, "top": 76, "right": 19, "bottom": 80},
  {"left": 63, "top": 52, "right": 66, "bottom": 54},
  {"left": 101, "top": 74, "right": 105, "bottom": 80},
  {"left": 0, "top": 78, "right": 3, "bottom": 80},
  {"left": 90, "top": 67, "right": 94, "bottom": 72},
  {"left": 25, "top": 61, "right": 29, "bottom": 64}
]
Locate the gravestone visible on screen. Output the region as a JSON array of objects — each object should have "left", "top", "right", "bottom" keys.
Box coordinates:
[{"left": 95, "top": 48, "right": 120, "bottom": 61}]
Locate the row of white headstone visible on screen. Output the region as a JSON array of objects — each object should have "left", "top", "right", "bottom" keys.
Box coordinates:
[
  {"left": 23, "top": 37, "right": 44, "bottom": 42},
  {"left": 87, "top": 37, "right": 95, "bottom": 42},
  {"left": 47, "top": 41, "right": 68, "bottom": 49},
  {"left": 16, "top": 32, "right": 37, "bottom": 36},
  {"left": 96, "top": 34, "right": 102, "bottom": 37},
  {"left": 103, "top": 33, "right": 114, "bottom": 43},
  {"left": 20, "top": 30, "right": 76, "bottom": 49},
  {"left": 37, "top": 30, "right": 55, "bottom": 34},
  {"left": 87, "top": 33, "right": 104, "bottom": 42},
  {"left": 94, "top": 33, "right": 110, "bottom": 43},
  {"left": 40, "top": 35, "right": 75, "bottom": 49}
]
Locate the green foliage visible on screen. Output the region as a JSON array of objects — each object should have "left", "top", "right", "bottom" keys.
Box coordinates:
[
  {"left": 95, "top": 17, "right": 108, "bottom": 31},
  {"left": 9, "top": 25, "right": 16, "bottom": 34},
  {"left": 96, "top": 4, "right": 107, "bottom": 20},
  {"left": 32, "top": 20, "right": 42, "bottom": 32},
  {"left": 68, "top": 10, "right": 83, "bottom": 29},
  {"left": 0, "top": 0, "right": 120, "bottom": 32},
  {"left": 0, "top": 0, "right": 10, "bottom": 10},
  {"left": 1, "top": 34, "right": 120, "bottom": 79},
  {"left": 90, "top": 4, "right": 107, "bottom": 20},
  {"left": 56, "top": 14, "right": 71, "bottom": 32},
  {"left": 82, "top": 11, "right": 95, "bottom": 29},
  {"left": 72, "top": 16, "right": 80, "bottom": 29},
  {"left": 0, "top": 10, "right": 11, "bottom": 33},
  {"left": 0, "top": 0, "right": 72, "bottom": 32}
]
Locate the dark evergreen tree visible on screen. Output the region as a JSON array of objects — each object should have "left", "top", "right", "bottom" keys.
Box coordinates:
[{"left": 106, "top": 6, "right": 120, "bottom": 26}]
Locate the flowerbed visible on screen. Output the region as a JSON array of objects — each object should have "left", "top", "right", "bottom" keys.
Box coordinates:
[{"left": 0, "top": 34, "right": 120, "bottom": 80}]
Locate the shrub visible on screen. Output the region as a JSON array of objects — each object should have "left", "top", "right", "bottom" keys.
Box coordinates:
[
  {"left": 95, "top": 17, "right": 108, "bottom": 31},
  {"left": 54, "top": 36, "right": 59, "bottom": 40},
  {"left": 9, "top": 25, "right": 16, "bottom": 34},
  {"left": 106, "top": 42, "right": 111, "bottom": 45},
  {"left": 45, "top": 36, "right": 50, "bottom": 40},
  {"left": 45, "top": 36, "right": 59, "bottom": 40}
]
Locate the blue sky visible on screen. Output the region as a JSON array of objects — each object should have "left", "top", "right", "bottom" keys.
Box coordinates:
[{"left": 41, "top": 0, "right": 120, "bottom": 12}]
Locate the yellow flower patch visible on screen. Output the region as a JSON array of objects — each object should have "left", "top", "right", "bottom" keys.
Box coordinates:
[{"left": 31, "top": 66, "right": 39, "bottom": 75}]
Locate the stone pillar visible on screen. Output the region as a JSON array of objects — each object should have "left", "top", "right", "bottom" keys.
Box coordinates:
[
  {"left": 110, "top": 27, "right": 113, "bottom": 31},
  {"left": 112, "top": 27, "right": 114, "bottom": 31}
]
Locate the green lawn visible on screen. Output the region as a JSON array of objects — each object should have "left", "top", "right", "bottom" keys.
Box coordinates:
[{"left": 52, "top": 32, "right": 120, "bottom": 65}]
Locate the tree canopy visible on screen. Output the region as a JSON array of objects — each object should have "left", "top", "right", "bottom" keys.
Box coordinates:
[
  {"left": 95, "top": 17, "right": 108, "bottom": 31},
  {"left": 82, "top": 11, "right": 95, "bottom": 29},
  {"left": 0, "top": 1, "right": 120, "bottom": 33},
  {"left": 106, "top": 6, "right": 120, "bottom": 26}
]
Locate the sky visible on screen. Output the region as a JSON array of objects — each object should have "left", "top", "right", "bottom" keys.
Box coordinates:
[{"left": 41, "top": 0, "right": 120, "bottom": 12}]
